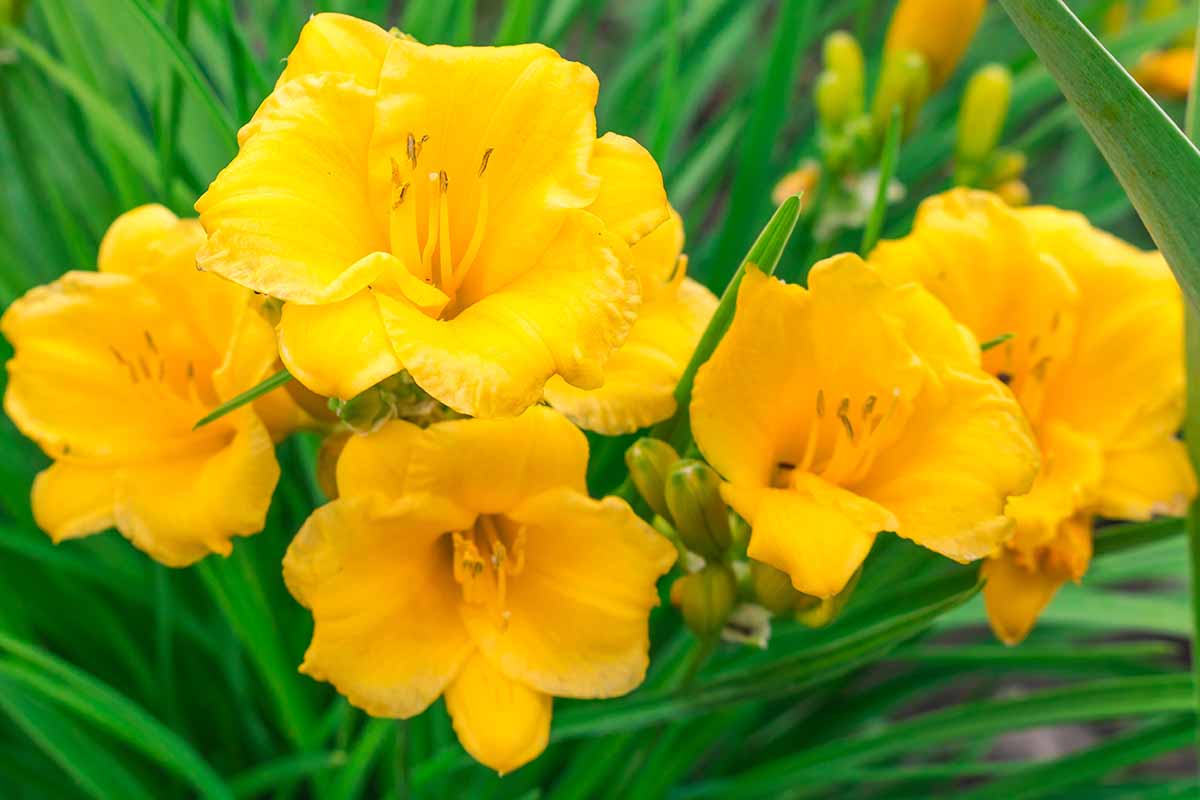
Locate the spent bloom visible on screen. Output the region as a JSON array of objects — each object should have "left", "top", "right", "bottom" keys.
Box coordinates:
[
  {"left": 690, "top": 255, "right": 1038, "bottom": 598},
  {"left": 869, "top": 189, "right": 1195, "bottom": 643},
  {"left": 196, "top": 13, "right": 695, "bottom": 422},
  {"left": 1, "top": 205, "right": 302, "bottom": 566},
  {"left": 283, "top": 407, "right": 675, "bottom": 774}
]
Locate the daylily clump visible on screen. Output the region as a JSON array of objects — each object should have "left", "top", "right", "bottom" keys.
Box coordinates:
[
  {"left": 283, "top": 407, "right": 674, "bottom": 773},
  {"left": 1, "top": 205, "right": 304, "bottom": 566},
  {"left": 869, "top": 189, "right": 1196, "bottom": 643},
  {"left": 690, "top": 254, "right": 1039, "bottom": 599},
  {"left": 196, "top": 13, "right": 710, "bottom": 426}
]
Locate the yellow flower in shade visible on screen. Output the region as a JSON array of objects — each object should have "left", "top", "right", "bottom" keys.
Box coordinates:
[
  {"left": 195, "top": 13, "right": 672, "bottom": 420},
  {"left": 1134, "top": 47, "right": 1195, "bottom": 99},
  {"left": 543, "top": 134, "right": 717, "bottom": 434},
  {"left": 689, "top": 255, "right": 1038, "bottom": 599},
  {"left": 1, "top": 205, "right": 298, "bottom": 566},
  {"left": 884, "top": 0, "right": 986, "bottom": 90},
  {"left": 282, "top": 407, "right": 675, "bottom": 774},
  {"left": 869, "top": 189, "right": 1196, "bottom": 643}
]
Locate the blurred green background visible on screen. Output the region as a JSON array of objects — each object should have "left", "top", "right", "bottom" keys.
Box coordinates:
[{"left": 1, "top": 1, "right": 1199, "bottom": 797}]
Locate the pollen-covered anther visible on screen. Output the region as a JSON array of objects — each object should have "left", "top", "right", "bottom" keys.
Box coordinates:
[{"left": 451, "top": 515, "right": 527, "bottom": 627}]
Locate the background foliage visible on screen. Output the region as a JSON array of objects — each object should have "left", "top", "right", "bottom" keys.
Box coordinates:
[{"left": 1, "top": 0, "right": 1198, "bottom": 797}]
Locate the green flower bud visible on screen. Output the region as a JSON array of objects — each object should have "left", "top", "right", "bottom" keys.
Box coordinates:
[
  {"left": 815, "top": 70, "right": 853, "bottom": 132},
  {"left": 676, "top": 564, "right": 737, "bottom": 637},
  {"left": 338, "top": 386, "right": 394, "bottom": 433},
  {"left": 956, "top": 64, "right": 1012, "bottom": 167},
  {"left": 987, "top": 149, "right": 1027, "bottom": 185},
  {"left": 750, "top": 560, "right": 804, "bottom": 616},
  {"left": 823, "top": 31, "right": 865, "bottom": 117},
  {"left": 665, "top": 460, "right": 732, "bottom": 560},
  {"left": 872, "top": 50, "right": 931, "bottom": 136},
  {"left": 625, "top": 438, "right": 679, "bottom": 520}
]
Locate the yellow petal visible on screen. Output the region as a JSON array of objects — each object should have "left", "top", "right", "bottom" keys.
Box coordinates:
[
  {"left": 30, "top": 461, "right": 117, "bottom": 543},
  {"left": 113, "top": 415, "right": 280, "bottom": 566},
  {"left": 97, "top": 204, "right": 181, "bottom": 275},
  {"left": 726, "top": 474, "right": 895, "bottom": 598},
  {"left": 1005, "top": 422, "right": 1104, "bottom": 552},
  {"left": 982, "top": 552, "right": 1066, "bottom": 646},
  {"left": 1021, "top": 206, "right": 1186, "bottom": 450},
  {"left": 278, "top": 289, "right": 403, "bottom": 401},
  {"left": 368, "top": 39, "right": 600, "bottom": 304},
  {"left": 461, "top": 488, "right": 675, "bottom": 697},
  {"left": 275, "top": 13, "right": 392, "bottom": 90},
  {"left": 544, "top": 277, "right": 716, "bottom": 434},
  {"left": 445, "top": 651, "right": 551, "bottom": 775},
  {"left": 196, "top": 74, "right": 387, "bottom": 303},
  {"left": 284, "top": 495, "right": 476, "bottom": 717},
  {"left": 376, "top": 211, "right": 637, "bottom": 418},
  {"left": 336, "top": 407, "right": 589, "bottom": 514},
  {"left": 1098, "top": 438, "right": 1196, "bottom": 520},
  {"left": 856, "top": 368, "right": 1038, "bottom": 562},
  {"left": 585, "top": 132, "right": 670, "bottom": 250},
  {"left": 631, "top": 209, "right": 687, "bottom": 299}
]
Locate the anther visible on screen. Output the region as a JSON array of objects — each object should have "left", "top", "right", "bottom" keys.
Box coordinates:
[
  {"left": 439, "top": 170, "right": 449, "bottom": 193},
  {"left": 143, "top": 330, "right": 157, "bottom": 354},
  {"left": 479, "top": 147, "right": 494, "bottom": 176},
  {"left": 393, "top": 182, "right": 409, "bottom": 210},
  {"left": 862, "top": 394, "right": 877, "bottom": 419},
  {"left": 816, "top": 389, "right": 825, "bottom": 417},
  {"left": 109, "top": 346, "right": 128, "bottom": 366},
  {"left": 390, "top": 156, "right": 401, "bottom": 186},
  {"left": 837, "top": 398, "right": 854, "bottom": 440},
  {"left": 406, "top": 133, "right": 417, "bottom": 168}
]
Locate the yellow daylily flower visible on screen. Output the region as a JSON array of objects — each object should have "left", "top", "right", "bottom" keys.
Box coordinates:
[
  {"left": 884, "top": 0, "right": 987, "bottom": 90},
  {"left": 690, "top": 255, "right": 1038, "bottom": 598},
  {"left": 196, "top": 13, "right": 672, "bottom": 420},
  {"left": 544, "top": 134, "right": 717, "bottom": 434},
  {"left": 1, "top": 205, "right": 298, "bottom": 566},
  {"left": 1134, "top": 46, "right": 1195, "bottom": 99},
  {"left": 283, "top": 407, "right": 675, "bottom": 774},
  {"left": 869, "top": 189, "right": 1195, "bottom": 643}
]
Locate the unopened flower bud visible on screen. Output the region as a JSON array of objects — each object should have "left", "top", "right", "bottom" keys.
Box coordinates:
[
  {"left": 338, "top": 386, "right": 394, "bottom": 433},
  {"left": 1102, "top": 1, "right": 1129, "bottom": 36},
  {"left": 665, "top": 460, "right": 732, "bottom": 560},
  {"left": 987, "top": 149, "right": 1027, "bottom": 184},
  {"left": 957, "top": 64, "right": 1012, "bottom": 166},
  {"left": 625, "top": 438, "right": 679, "bottom": 520},
  {"left": 884, "top": 0, "right": 986, "bottom": 90},
  {"left": 795, "top": 567, "right": 862, "bottom": 628},
  {"left": 750, "top": 560, "right": 804, "bottom": 616},
  {"left": 815, "top": 70, "right": 853, "bottom": 132},
  {"left": 675, "top": 564, "right": 737, "bottom": 637},
  {"left": 823, "top": 31, "right": 865, "bottom": 116},
  {"left": 872, "top": 50, "right": 931, "bottom": 135},
  {"left": 994, "top": 179, "right": 1031, "bottom": 208}
]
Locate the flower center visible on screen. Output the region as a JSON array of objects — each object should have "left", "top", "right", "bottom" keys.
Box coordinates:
[
  {"left": 108, "top": 329, "right": 217, "bottom": 413},
  {"left": 451, "top": 513, "right": 527, "bottom": 627},
  {"left": 388, "top": 132, "right": 493, "bottom": 315},
  {"left": 774, "top": 386, "right": 906, "bottom": 489},
  {"left": 985, "top": 315, "right": 1061, "bottom": 422}
]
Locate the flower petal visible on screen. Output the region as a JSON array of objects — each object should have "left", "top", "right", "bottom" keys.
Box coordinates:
[
  {"left": 982, "top": 551, "right": 1066, "bottom": 646},
  {"left": 1005, "top": 422, "right": 1104, "bottom": 552},
  {"left": 113, "top": 415, "right": 280, "bottom": 566},
  {"left": 30, "top": 461, "right": 117, "bottom": 543},
  {"left": 336, "top": 407, "right": 589, "bottom": 514},
  {"left": 1097, "top": 438, "right": 1195, "bottom": 520},
  {"left": 725, "top": 473, "right": 895, "bottom": 599},
  {"left": 278, "top": 289, "right": 402, "bottom": 401},
  {"left": 585, "top": 132, "right": 670, "bottom": 250},
  {"left": 462, "top": 489, "right": 674, "bottom": 698},
  {"left": 284, "top": 495, "right": 475, "bottom": 717},
  {"left": 445, "top": 651, "right": 552, "bottom": 775},
  {"left": 196, "top": 74, "right": 387, "bottom": 303},
  {"left": 856, "top": 368, "right": 1038, "bottom": 562},
  {"left": 368, "top": 40, "right": 600, "bottom": 304},
  {"left": 544, "top": 277, "right": 715, "bottom": 434},
  {"left": 377, "top": 211, "right": 637, "bottom": 418},
  {"left": 275, "top": 13, "right": 392, "bottom": 90},
  {"left": 97, "top": 204, "right": 181, "bottom": 275}
]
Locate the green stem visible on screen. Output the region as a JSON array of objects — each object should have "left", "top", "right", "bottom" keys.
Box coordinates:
[{"left": 859, "top": 106, "right": 902, "bottom": 257}]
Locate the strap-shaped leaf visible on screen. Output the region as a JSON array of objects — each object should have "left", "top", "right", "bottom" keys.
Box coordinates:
[{"left": 999, "top": 0, "right": 1200, "bottom": 310}]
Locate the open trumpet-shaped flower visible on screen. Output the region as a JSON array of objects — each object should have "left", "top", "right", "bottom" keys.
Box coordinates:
[
  {"left": 1, "top": 205, "right": 294, "bottom": 566},
  {"left": 544, "top": 134, "right": 717, "bottom": 433},
  {"left": 283, "top": 407, "right": 675, "bottom": 774},
  {"left": 690, "top": 255, "right": 1038, "bottom": 598},
  {"left": 869, "top": 189, "right": 1195, "bottom": 643},
  {"left": 195, "top": 13, "right": 672, "bottom": 419}
]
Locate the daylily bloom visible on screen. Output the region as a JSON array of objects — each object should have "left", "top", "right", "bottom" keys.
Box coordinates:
[
  {"left": 283, "top": 407, "right": 675, "bottom": 774},
  {"left": 1, "top": 205, "right": 298, "bottom": 566},
  {"left": 884, "top": 0, "right": 986, "bottom": 90},
  {"left": 543, "top": 135, "right": 717, "bottom": 433},
  {"left": 196, "top": 13, "right": 676, "bottom": 420},
  {"left": 869, "top": 189, "right": 1195, "bottom": 643},
  {"left": 690, "top": 255, "right": 1038, "bottom": 598}
]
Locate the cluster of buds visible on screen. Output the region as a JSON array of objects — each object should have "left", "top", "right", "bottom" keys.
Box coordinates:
[
  {"left": 953, "top": 64, "right": 1029, "bottom": 205},
  {"left": 329, "top": 371, "right": 461, "bottom": 434},
  {"left": 627, "top": 437, "right": 859, "bottom": 643}
]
